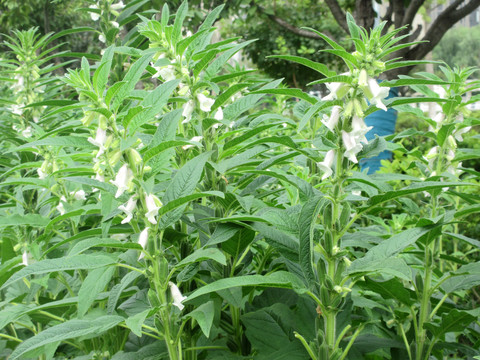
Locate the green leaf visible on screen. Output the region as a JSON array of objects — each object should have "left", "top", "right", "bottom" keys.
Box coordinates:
[
  {"left": 364, "top": 181, "right": 471, "bottom": 209},
  {"left": 107, "top": 271, "right": 143, "bottom": 314},
  {"left": 129, "top": 79, "right": 180, "bottom": 133},
  {"left": 267, "top": 55, "right": 334, "bottom": 77},
  {"left": 0, "top": 214, "right": 49, "bottom": 227},
  {"left": 8, "top": 315, "right": 124, "bottom": 360},
  {"left": 175, "top": 248, "right": 226, "bottom": 268},
  {"left": 253, "top": 223, "right": 299, "bottom": 262},
  {"left": 442, "top": 261, "right": 480, "bottom": 293},
  {"left": 68, "top": 238, "right": 142, "bottom": 256},
  {"left": 185, "top": 271, "right": 305, "bottom": 302},
  {"left": 186, "top": 301, "right": 215, "bottom": 337},
  {"left": 1, "top": 254, "right": 116, "bottom": 289},
  {"left": 93, "top": 45, "right": 114, "bottom": 95},
  {"left": 125, "top": 309, "right": 151, "bottom": 337},
  {"left": 142, "top": 140, "right": 191, "bottom": 163},
  {"left": 425, "top": 308, "right": 480, "bottom": 338},
  {"left": 13, "top": 136, "right": 94, "bottom": 151},
  {"left": 205, "top": 39, "right": 257, "bottom": 78},
  {"left": 249, "top": 88, "right": 317, "bottom": 105},
  {"left": 45, "top": 209, "right": 85, "bottom": 232},
  {"left": 158, "top": 152, "right": 210, "bottom": 229},
  {"left": 111, "top": 53, "right": 154, "bottom": 110},
  {"left": 346, "top": 12, "right": 360, "bottom": 39},
  {"left": 362, "top": 278, "right": 414, "bottom": 306},
  {"left": 299, "top": 196, "right": 324, "bottom": 286},
  {"left": 78, "top": 266, "right": 116, "bottom": 317},
  {"left": 223, "top": 123, "right": 281, "bottom": 150},
  {"left": 212, "top": 83, "right": 249, "bottom": 111},
  {"left": 347, "top": 227, "right": 436, "bottom": 277},
  {"left": 172, "top": 0, "right": 188, "bottom": 44}
]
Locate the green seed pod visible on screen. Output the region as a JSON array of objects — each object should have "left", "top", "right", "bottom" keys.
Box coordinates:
[
  {"left": 158, "top": 255, "right": 169, "bottom": 283},
  {"left": 316, "top": 329, "right": 325, "bottom": 345},
  {"left": 323, "top": 202, "right": 333, "bottom": 229},
  {"left": 415, "top": 273, "right": 424, "bottom": 294},
  {"left": 335, "top": 261, "right": 346, "bottom": 283},
  {"left": 320, "top": 287, "right": 330, "bottom": 306},
  {"left": 323, "top": 230, "right": 333, "bottom": 256},
  {"left": 324, "top": 276, "right": 335, "bottom": 291},
  {"left": 148, "top": 288, "right": 161, "bottom": 307},
  {"left": 317, "top": 259, "right": 326, "bottom": 281},
  {"left": 330, "top": 348, "right": 343, "bottom": 360},
  {"left": 339, "top": 202, "right": 351, "bottom": 228}
]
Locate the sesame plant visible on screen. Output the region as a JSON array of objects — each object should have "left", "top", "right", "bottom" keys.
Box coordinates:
[{"left": 0, "top": 2, "right": 479, "bottom": 360}]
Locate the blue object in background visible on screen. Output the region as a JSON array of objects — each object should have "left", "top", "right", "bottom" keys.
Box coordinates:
[{"left": 359, "top": 86, "right": 399, "bottom": 174}]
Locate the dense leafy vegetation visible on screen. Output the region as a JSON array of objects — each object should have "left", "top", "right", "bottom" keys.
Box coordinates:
[{"left": 0, "top": 1, "right": 479, "bottom": 360}]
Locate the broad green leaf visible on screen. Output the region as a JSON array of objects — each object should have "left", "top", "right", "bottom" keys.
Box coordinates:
[
  {"left": 78, "top": 266, "right": 116, "bottom": 317},
  {"left": 142, "top": 140, "right": 191, "bottom": 163},
  {"left": 0, "top": 214, "right": 49, "bottom": 227},
  {"left": 93, "top": 45, "right": 114, "bottom": 95},
  {"left": 267, "top": 55, "right": 334, "bottom": 77},
  {"left": 107, "top": 271, "right": 143, "bottom": 314},
  {"left": 212, "top": 83, "right": 249, "bottom": 111},
  {"left": 186, "top": 301, "right": 215, "bottom": 337},
  {"left": 13, "top": 136, "right": 94, "bottom": 151},
  {"left": 68, "top": 238, "right": 142, "bottom": 257},
  {"left": 172, "top": 0, "right": 188, "bottom": 44},
  {"left": 111, "top": 53, "right": 154, "bottom": 110},
  {"left": 8, "top": 315, "right": 124, "bottom": 360},
  {"left": 205, "top": 40, "right": 256, "bottom": 78},
  {"left": 442, "top": 261, "right": 480, "bottom": 293},
  {"left": 425, "top": 308, "right": 480, "bottom": 338},
  {"left": 223, "top": 123, "right": 282, "bottom": 150},
  {"left": 254, "top": 223, "right": 299, "bottom": 261},
  {"left": 362, "top": 278, "right": 414, "bottom": 306},
  {"left": 158, "top": 152, "right": 210, "bottom": 229},
  {"left": 249, "top": 88, "right": 317, "bottom": 105},
  {"left": 45, "top": 209, "right": 85, "bottom": 232},
  {"left": 347, "top": 227, "right": 435, "bottom": 277},
  {"left": 299, "top": 196, "right": 324, "bottom": 286},
  {"left": 125, "top": 309, "right": 151, "bottom": 337},
  {"left": 1, "top": 254, "right": 117, "bottom": 289},
  {"left": 185, "top": 271, "right": 305, "bottom": 302},
  {"left": 175, "top": 248, "right": 226, "bottom": 267}
]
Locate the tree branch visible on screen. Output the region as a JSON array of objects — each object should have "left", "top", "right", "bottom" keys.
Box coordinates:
[
  {"left": 324, "top": 0, "right": 349, "bottom": 33},
  {"left": 257, "top": 6, "right": 337, "bottom": 40},
  {"left": 406, "top": 0, "right": 480, "bottom": 62},
  {"left": 390, "top": 0, "right": 480, "bottom": 77},
  {"left": 402, "top": 0, "right": 426, "bottom": 28}
]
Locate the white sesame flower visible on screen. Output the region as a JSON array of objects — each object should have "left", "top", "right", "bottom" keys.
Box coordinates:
[
  {"left": 322, "top": 106, "right": 341, "bottom": 131},
  {"left": 169, "top": 281, "right": 187, "bottom": 310},
  {"left": 21, "top": 126, "right": 32, "bottom": 138},
  {"left": 182, "top": 100, "right": 195, "bottom": 123},
  {"left": 11, "top": 104, "right": 23, "bottom": 115},
  {"left": 364, "top": 79, "right": 389, "bottom": 111},
  {"left": 145, "top": 194, "right": 162, "bottom": 224},
  {"left": 88, "top": 127, "right": 107, "bottom": 158},
  {"left": 95, "top": 172, "right": 105, "bottom": 182},
  {"left": 158, "top": 66, "right": 176, "bottom": 82},
  {"left": 89, "top": 5, "right": 100, "bottom": 21},
  {"left": 214, "top": 107, "right": 223, "bottom": 120},
  {"left": 22, "top": 251, "right": 28, "bottom": 266},
  {"left": 110, "top": 164, "right": 133, "bottom": 198},
  {"left": 317, "top": 149, "right": 336, "bottom": 180},
  {"left": 37, "top": 168, "right": 47, "bottom": 179},
  {"left": 358, "top": 69, "right": 368, "bottom": 87},
  {"left": 56, "top": 196, "right": 67, "bottom": 215},
  {"left": 197, "top": 93, "right": 214, "bottom": 112},
  {"left": 111, "top": 233, "right": 128, "bottom": 241},
  {"left": 99, "top": 34, "right": 106, "bottom": 43},
  {"left": 454, "top": 126, "right": 471, "bottom": 142},
  {"left": 342, "top": 130, "right": 363, "bottom": 164},
  {"left": 70, "top": 190, "right": 86, "bottom": 201},
  {"left": 110, "top": 21, "right": 119, "bottom": 28},
  {"left": 111, "top": 1, "right": 124, "bottom": 10},
  {"left": 182, "top": 136, "right": 203, "bottom": 150},
  {"left": 119, "top": 196, "right": 137, "bottom": 224},
  {"left": 137, "top": 227, "right": 149, "bottom": 260}
]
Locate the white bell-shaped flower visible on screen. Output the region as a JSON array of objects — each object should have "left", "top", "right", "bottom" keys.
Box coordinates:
[
  {"left": 89, "top": 5, "right": 100, "bottom": 21},
  {"left": 342, "top": 130, "right": 363, "bottom": 164},
  {"left": 22, "top": 251, "right": 29, "bottom": 266},
  {"left": 182, "top": 136, "right": 203, "bottom": 150},
  {"left": 158, "top": 66, "right": 176, "bottom": 82},
  {"left": 145, "top": 194, "right": 162, "bottom": 224},
  {"left": 70, "top": 190, "right": 87, "bottom": 201},
  {"left": 322, "top": 106, "right": 341, "bottom": 132},
  {"left": 22, "top": 126, "right": 33, "bottom": 138},
  {"left": 214, "top": 107, "right": 223, "bottom": 120},
  {"left": 317, "top": 150, "right": 336, "bottom": 180},
  {"left": 137, "top": 227, "right": 149, "bottom": 260},
  {"left": 111, "top": 1, "right": 125, "bottom": 10},
  {"left": 110, "top": 164, "right": 133, "bottom": 198},
  {"left": 56, "top": 196, "right": 67, "bottom": 215},
  {"left": 364, "top": 79, "right": 389, "bottom": 111},
  {"left": 454, "top": 126, "right": 471, "bottom": 142},
  {"left": 197, "top": 93, "right": 214, "bottom": 112},
  {"left": 169, "top": 281, "right": 187, "bottom": 310},
  {"left": 118, "top": 196, "right": 137, "bottom": 224},
  {"left": 182, "top": 100, "right": 195, "bottom": 124}
]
